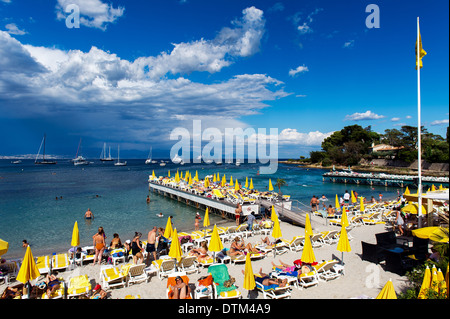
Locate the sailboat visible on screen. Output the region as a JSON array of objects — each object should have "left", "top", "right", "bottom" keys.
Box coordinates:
[
  {"left": 235, "top": 159, "right": 241, "bottom": 166},
  {"left": 72, "top": 138, "right": 89, "bottom": 166},
  {"left": 172, "top": 154, "right": 182, "bottom": 164},
  {"left": 145, "top": 147, "right": 152, "bottom": 164},
  {"left": 114, "top": 145, "right": 127, "bottom": 166},
  {"left": 100, "top": 143, "right": 114, "bottom": 162},
  {"left": 35, "top": 134, "right": 57, "bottom": 165}
]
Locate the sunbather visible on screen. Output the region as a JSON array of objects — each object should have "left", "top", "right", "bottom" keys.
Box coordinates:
[
  {"left": 261, "top": 237, "right": 282, "bottom": 246},
  {"left": 168, "top": 276, "right": 191, "bottom": 299},
  {"left": 230, "top": 237, "right": 245, "bottom": 256},
  {"left": 189, "top": 242, "right": 210, "bottom": 262},
  {"left": 45, "top": 272, "right": 60, "bottom": 298},
  {"left": 242, "top": 268, "right": 287, "bottom": 288},
  {"left": 271, "top": 259, "right": 313, "bottom": 276},
  {"left": 91, "top": 284, "right": 107, "bottom": 299}
]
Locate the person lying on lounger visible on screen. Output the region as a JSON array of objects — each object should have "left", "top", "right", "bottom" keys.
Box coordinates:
[
  {"left": 168, "top": 276, "right": 191, "bottom": 299},
  {"left": 241, "top": 268, "right": 288, "bottom": 288}
]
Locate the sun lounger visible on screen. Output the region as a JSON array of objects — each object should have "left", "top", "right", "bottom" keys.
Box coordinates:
[
  {"left": 177, "top": 255, "right": 199, "bottom": 274},
  {"left": 319, "top": 230, "right": 339, "bottom": 245},
  {"left": 51, "top": 253, "right": 70, "bottom": 271},
  {"left": 207, "top": 264, "right": 242, "bottom": 299},
  {"left": 152, "top": 258, "right": 177, "bottom": 279},
  {"left": 255, "top": 275, "right": 291, "bottom": 299},
  {"left": 212, "top": 189, "right": 226, "bottom": 200},
  {"left": 35, "top": 256, "right": 51, "bottom": 275},
  {"left": 100, "top": 265, "right": 127, "bottom": 290},
  {"left": 235, "top": 224, "right": 251, "bottom": 238},
  {"left": 126, "top": 263, "right": 148, "bottom": 286},
  {"left": 41, "top": 277, "right": 65, "bottom": 299},
  {"left": 280, "top": 236, "right": 304, "bottom": 252},
  {"left": 313, "top": 260, "right": 343, "bottom": 281},
  {"left": 166, "top": 272, "right": 192, "bottom": 299},
  {"left": 310, "top": 233, "right": 324, "bottom": 248},
  {"left": 297, "top": 270, "right": 319, "bottom": 289},
  {"left": 81, "top": 246, "right": 95, "bottom": 264},
  {"left": 67, "top": 274, "right": 92, "bottom": 298},
  {"left": 109, "top": 248, "right": 126, "bottom": 266}
]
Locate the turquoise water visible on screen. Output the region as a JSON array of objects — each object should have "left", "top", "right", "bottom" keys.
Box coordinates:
[{"left": 0, "top": 159, "right": 400, "bottom": 259}]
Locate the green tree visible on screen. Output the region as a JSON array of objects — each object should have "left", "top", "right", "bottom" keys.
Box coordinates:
[{"left": 275, "top": 178, "right": 287, "bottom": 195}]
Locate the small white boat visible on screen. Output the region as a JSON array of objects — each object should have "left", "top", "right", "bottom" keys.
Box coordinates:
[
  {"left": 11, "top": 160, "right": 22, "bottom": 164},
  {"left": 172, "top": 154, "right": 182, "bottom": 164},
  {"left": 160, "top": 161, "right": 166, "bottom": 167},
  {"left": 145, "top": 147, "right": 152, "bottom": 164},
  {"left": 235, "top": 159, "right": 241, "bottom": 166},
  {"left": 114, "top": 145, "right": 127, "bottom": 166}
]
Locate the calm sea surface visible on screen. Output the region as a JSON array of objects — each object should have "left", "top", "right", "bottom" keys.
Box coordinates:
[{"left": 0, "top": 159, "right": 400, "bottom": 259}]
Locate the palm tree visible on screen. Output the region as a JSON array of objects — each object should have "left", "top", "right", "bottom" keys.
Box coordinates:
[{"left": 275, "top": 178, "right": 287, "bottom": 196}]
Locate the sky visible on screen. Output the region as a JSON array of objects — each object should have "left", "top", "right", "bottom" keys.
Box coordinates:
[{"left": 0, "top": 0, "right": 448, "bottom": 159}]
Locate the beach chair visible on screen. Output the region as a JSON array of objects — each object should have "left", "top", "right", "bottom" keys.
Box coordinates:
[
  {"left": 222, "top": 226, "right": 237, "bottom": 242},
  {"left": 235, "top": 224, "right": 251, "bottom": 238},
  {"left": 126, "top": 263, "right": 148, "bottom": 286},
  {"left": 362, "top": 212, "right": 384, "bottom": 225},
  {"left": 152, "top": 258, "right": 177, "bottom": 279},
  {"left": 319, "top": 230, "right": 339, "bottom": 245},
  {"left": 67, "top": 274, "right": 92, "bottom": 298},
  {"left": 41, "top": 277, "right": 65, "bottom": 299},
  {"left": 212, "top": 189, "right": 226, "bottom": 200},
  {"left": 51, "top": 253, "right": 70, "bottom": 271},
  {"left": 177, "top": 255, "right": 199, "bottom": 274},
  {"left": 81, "top": 246, "right": 95, "bottom": 264},
  {"left": 109, "top": 248, "right": 126, "bottom": 266},
  {"left": 166, "top": 272, "right": 192, "bottom": 299},
  {"left": 35, "top": 256, "right": 51, "bottom": 275},
  {"left": 238, "top": 193, "right": 256, "bottom": 204},
  {"left": 280, "top": 236, "right": 304, "bottom": 252},
  {"left": 197, "top": 255, "right": 215, "bottom": 268},
  {"left": 100, "top": 265, "right": 127, "bottom": 290},
  {"left": 313, "top": 260, "right": 343, "bottom": 281},
  {"left": 255, "top": 275, "right": 291, "bottom": 299},
  {"left": 310, "top": 233, "right": 324, "bottom": 248},
  {"left": 194, "top": 274, "right": 214, "bottom": 299},
  {"left": 227, "top": 252, "right": 246, "bottom": 265},
  {"left": 350, "top": 216, "right": 364, "bottom": 227},
  {"left": 297, "top": 270, "right": 319, "bottom": 289},
  {"left": 207, "top": 264, "right": 242, "bottom": 299},
  {"left": 0, "top": 261, "right": 19, "bottom": 284}
]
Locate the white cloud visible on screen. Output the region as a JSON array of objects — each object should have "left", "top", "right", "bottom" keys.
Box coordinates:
[
  {"left": 391, "top": 117, "right": 400, "bottom": 122},
  {"left": 4, "top": 23, "right": 27, "bottom": 35},
  {"left": 406, "top": 115, "right": 412, "bottom": 119},
  {"left": 295, "top": 8, "right": 323, "bottom": 35},
  {"left": 289, "top": 65, "right": 309, "bottom": 77},
  {"left": 344, "top": 110, "right": 385, "bottom": 121},
  {"left": 278, "top": 129, "right": 333, "bottom": 145},
  {"left": 430, "top": 119, "right": 449, "bottom": 126},
  {"left": 55, "top": 0, "right": 125, "bottom": 30},
  {"left": 343, "top": 40, "right": 354, "bottom": 48}
]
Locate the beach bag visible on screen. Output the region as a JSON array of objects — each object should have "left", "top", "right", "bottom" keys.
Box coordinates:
[{"left": 223, "top": 276, "right": 235, "bottom": 288}]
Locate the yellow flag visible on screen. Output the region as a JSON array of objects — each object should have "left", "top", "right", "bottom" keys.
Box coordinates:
[{"left": 416, "top": 25, "right": 427, "bottom": 69}]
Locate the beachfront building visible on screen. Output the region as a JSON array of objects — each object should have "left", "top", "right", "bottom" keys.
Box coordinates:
[{"left": 370, "top": 143, "right": 404, "bottom": 160}]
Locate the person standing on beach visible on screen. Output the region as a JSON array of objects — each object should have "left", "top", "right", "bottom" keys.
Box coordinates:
[
  {"left": 93, "top": 232, "right": 105, "bottom": 265},
  {"left": 343, "top": 190, "right": 350, "bottom": 206},
  {"left": 146, "top": 227, "right": 157, "bottom": 262},
  {"left": 310, "top": 196, "right": 318, "bottom": 212},
  {"left": 84, "top": 208, "right": 94, "bottom": 220},
  {"left": 235, "top": 203, "right": 242, "bottom": 226}
]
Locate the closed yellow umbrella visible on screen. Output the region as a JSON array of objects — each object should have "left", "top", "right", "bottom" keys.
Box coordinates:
[
  {"left": 230, "top": 176, "right": 234, "bottom": 186},
  {"left": 208, "top": 224, "right": 224, "bottom": 252},
  {"left": 301, "top": 234, "right": 316, "bottom": 264},
  {"left": 194, "top": 171, "right": 199, "bottom": 182},
  {"left": 359, "top": 196, "right": 365, "bottom": 214},
  {"left": 16, "top": 246, "right": 40, "bottom": 284},
  {"left": 271, "top": 214, "right": 282, "bottom": 239},
  {"left": 0, "top": 238, "right": 9, "bottom": 257},
  {"left": 168, "top": 170, "right": 170, "bottom": 177},
  {"left": 180, "top": 171, "right": 183, "bottom": 179},
  {"left": 152, "top": 170, "right": 156, "bottom": 178},
  {"left": 71, "top": 221, "right": 80, "bottom": 247},
  {"left": 188, "top": 175, "right": 193, "bottom": 185},
  {"left": 439, "top": 184, "right": 444, "bottom": 191},
  {"left": 305, "top": 213, "right": 313, "bottom": 237},
  {"left": 404, "top": 186, "right": 410, "bottom": 195},
  {"left": 175, "top": 171, "right": 180, "bottom": 183},
  {"left": 341, "top": 206, "right": 349, "bottom": 227},
  {"left": 203, "top": 207, "right": 210, "bottom": 228},
  {"left": 204, "top": 177, "right": 209, "bottom": 188},
  {"left": 164, "top": 216, "right": 173, "bottom": 239},
  {"left": 335, "top": 194, "right": 340, "bottom": 211},
  {"left": 245, "top": 177, "right": 248, "bottom": 188},
  {"left": 431, "top": 266, "right": 440, "bottom": 293},
  {"left": 243, "top": 253, "right": 256, "bottom": 291},
  {"left": 376, "top": 279, "right": 397, "bottom": 299},
  {"left": 249, "top": 178, "right": 254, "bottom": 190},
  {"left": 418, "top": 266, "right": 431, "bottom": 299},
  {"left": 234, "top": 179, "right": 239, "bottom": 191},
  {"left": 168, "top": 228, "right": 182, "bottom": 261},
  {"left": 412, "top": 227, "right": 449, "bottom": 243},
  {"left": 446, "top": 264, "right": 449, "bottom": 299},
  {"left": 221, "top": 174, "right": 226, "bottom": 187},
  {"left": 270, "top": 205, "right": 277, "bottom": 222},
  {"left": 213, "top": 174, "right": 217, "bottom": 183},
  {"left": 268, "top": 179, "right": 274, "bottom": 192},
  {"left": 431, "top": 184, "right": 437, "bottom": 191},
  {"left": 437, "top": 268, "right": 446, "bottom": 297},
  {"left": 351, "top": 191, "right": 357, "bottom": 204},
  {"left": 337, "top": 223, "right": 351, "bottom": 264}
]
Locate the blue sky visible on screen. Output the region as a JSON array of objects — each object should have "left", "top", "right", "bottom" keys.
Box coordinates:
[{"left": 0, "top": 0, "right": 448, "bottom": 159}]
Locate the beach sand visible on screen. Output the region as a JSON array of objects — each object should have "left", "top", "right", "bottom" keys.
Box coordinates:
[{"left": 2, "top": 212, "right": 409, "bottom": 300}]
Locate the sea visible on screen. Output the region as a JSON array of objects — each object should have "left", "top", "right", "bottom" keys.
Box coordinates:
[{"left": 0, "top": 159, "right": 401, "bottom": 259}]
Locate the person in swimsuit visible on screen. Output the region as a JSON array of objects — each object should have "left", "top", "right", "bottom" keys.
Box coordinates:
[
  {"left": 235, "top": 203, "right": 242, "bottom": 226},
  {"left": 45, "top": 272, "right": 60, "bottom": 298},
  {"left": 229, "top": 237, "right": 245, "bottom": 257},
  {"left": 168, "top": 276, "right": 191, "bottom": 299},
  {"left": 93, "top": 232, "right": 105, "bottom": 265},
  {"left": 241, "top": 268, "right": 287, "bottom": 287},
  {"left": 194, "top": 212, "right": 201, "bottom": 231},
  {"left": 189, "top": 241, "right": 209, "bottom": 262},
  {"left": 131, "top": 232, "right": 144, "bottom": 264},
  {"left": 109, "top": 233, "right": 122, "bottom": 249},
  {"left": 146, "top": 227, "right": 157, "bottom": 262},
  {"left": 84, "top": 208, "right": 94, "bottom": 220}
]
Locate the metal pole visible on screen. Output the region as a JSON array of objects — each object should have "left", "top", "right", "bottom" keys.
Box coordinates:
[{"left": 417, "top": 17, "right": 423, "bottom": 228}]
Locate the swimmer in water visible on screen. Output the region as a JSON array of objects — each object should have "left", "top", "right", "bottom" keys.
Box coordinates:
[
  {"left": 157, "top": 212, "right": 164, "bottom": 217},
  {"left": 84, "top": 208, "right": 94, "bottom": 220}
]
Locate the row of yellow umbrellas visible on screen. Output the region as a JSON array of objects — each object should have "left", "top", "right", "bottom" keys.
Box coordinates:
[
  {"left": 418, "top": 265, "right": 448, "bottom": 299},
  {"left": 404, "top": 184, "right": 447, "bottom": 195}
]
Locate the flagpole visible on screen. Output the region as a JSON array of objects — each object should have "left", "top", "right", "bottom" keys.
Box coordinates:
[{"left": 416, "top": 17, "right": 423, "bottom": 228}]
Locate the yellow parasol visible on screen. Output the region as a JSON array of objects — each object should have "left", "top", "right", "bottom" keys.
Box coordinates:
[
  {"left": 412, "top": 227, "right": 449, "bottom": 243},
  {"left": 243, "top": 253, "right": 256, "bottom": 291},
  {"left": 194, "top": 171, "right": 199, "bottom": 182},
  {"left": 402, "top": 203, "right": 427, "bottom": 215},
  {"left": 163, "top": 216, "right": 173, "bottom": 239},
  {"left": 188, "top": 175, "right": 193, "bottom": 185},
  {"left": 175, "top": 171, "right": 180, "bottom": 183},
  {"left": 305, "top": 213, "right": 313, "bottom": 237},
  {"left": 341, "top": 206, "right": 349, "bottom": 227},
  {"left": 152, "top": 170, "right": 156, "bottom": 178},
  {"left": 376, "top": 279, "right": 397, "bottom": 299},
  {"left": 300, "top": 234, "right": 316, "bottom": 264},
  {"left": 203, "top": 207, "right": 210, "bottom": 228},
  {"left": 359, "top": 196, "right": 365, "bottom": 214},
  {"left": 446, "top": 264, "right": 449, "bottom": 298},
  {"left": 245, "top": 177, "right": 248, "bottom": 188},
  {"left": 249, "top": 178, "right": 254, "bottom": 190},
  {"left": 268, "top": 179, "right": 274, "bottom": 191},
  {"left": 16, "top": 246, "right": 41, "bottom": 284},
  {"left": 430, "top": 266, "right": 440, "bottom": 293},
  {"left": 431, "top": 184, "right": 437, "bottom": 191},
  {"left": 337, "top": 223, "right": 351, "bottom": 265},
  {"left": 335, "top": 194, "right": 340, "bottom": 211},
  {"left": 168, "top": 228, "right": 182, "bottom": 261},
  {"left": 351, "top": 191, "right": 357, "bottom": 204},
  {"left": 213, "top": 174, "right": 216, "bottom": 183},
  {"left": 271, "top": 213, "right": 282, "bottom": 239},
  {"left": 221, "top": 174, "right": 226, "bottom": 187},
  {"left": 0, "top": 238, "right": 9, "bottom": 257},
  {"left": 71, "top": 221, "right": 80, "bottom": 247},
  {"left": 404, "top": 186, "right": 410, "bottom": 195},
  {"left": 204, "top": 177, "right": 209, "bottom": 188},
  {"left": 437, "top": 268, "right": 446, "bottom": 297},
  {"left": 234, "top": 179, "right": 239, "bottom": 191},
  {"left": 168, "top": 170, "right": 170, "bottom": 177},
  {"left": 230, "top": 176, "right": 234, "bottom": 186},
  {"left": 180, "top": 171, "right": 183, "bottom": 179},
  {"left": 208, "top": 224, "right": 224, "bottom": 252},
  {"left": 270, "top": 205, "right": 277, "bottom": 222},
  {"left": 418, "top": 266, "right": 431, "bottom": 299}
]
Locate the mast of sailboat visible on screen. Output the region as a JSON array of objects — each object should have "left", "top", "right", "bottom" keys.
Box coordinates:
[
  {"left": 35, "top": 136, "right": 44, "bottom": 163},
  {"left": 42, "top": 133, "right": 46, "bottom": 161}
]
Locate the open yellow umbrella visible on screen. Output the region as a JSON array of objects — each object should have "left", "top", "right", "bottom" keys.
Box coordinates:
[
  {"left": 230, "top": 176, "right": 234, "bottom": 186},
  {"left": 203, "top": 207, "right": 210, "bottom": 228},
  {"left": 243, "top": 253, "right": 256, "bottom": 292},
  {"left": 359, "top": 196, "right": 365, "bottom": 214},
  {"left": 305, "top": 213, "right": 313, "bottom": 237},
  {"left": 376, "top": 279, "right": 397, "bottom": 299},
  {"left": 301, "top": 234, "right": 316, "bottom": 264},
  {"left": 418, "top": 266, "right": 431, "bottom": 299},
  {"left": 268, "top": 179, "right": 274, "bottom": 191},
  {"left": 245, "top": 177, "right": 248, "bottom": 188},
  {"left": 402, "top": 203, "right": 427, "bottom": 215},
  {"left": 404, "top": 186, "right": 410, "bottom": 195},
  {"left": 164, "top": 216, "right": 173, "bottom": 239},
  {"left": 16, "top": 246, "right": 40, "bottom": 284},
  {"left": 335, "top": 194, "right": 340, "bottom": 211},
  {"left": 234, "top": 179, "right": 239, "bottom": 191},
  {"left": 208, "top": 224, "right": 224, "bottom": 253},
  {"left": 168, "top": 228, "right": 182, "bottom": 261},
  {"left": 412, "top": 227, "right": 449, "bottom": 243},
  {"left": 249, "top": 178, "right": 254, "bottom": 190},
  {"left": 341, "top": 206, "right": 349, "bottom": 227},
  {"left": 0, "top": 238, "right": 9, "bottom": 257},
  {"left": 337, "top": 223, "right": 351, "bottom": 264}
]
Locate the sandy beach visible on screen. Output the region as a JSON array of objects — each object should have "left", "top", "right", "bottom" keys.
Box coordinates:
[{"left": 1, "top": 212, "right": 410, "bottom": 300}]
